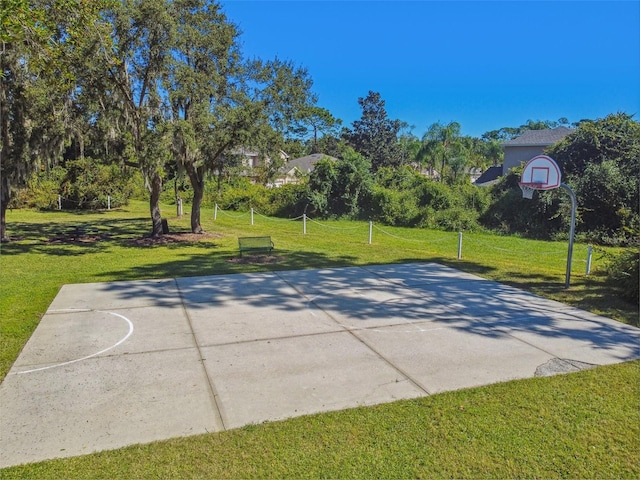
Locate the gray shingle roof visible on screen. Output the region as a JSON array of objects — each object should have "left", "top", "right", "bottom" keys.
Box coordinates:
[
  {"left": 284, "top": 153, "right": 337, "bottom": 173},
  {"left": 502, "top": 126, "right": 574, "bottom": 147},
  {"left": 474, "top": 165, "right": 503, "bottom": 185}
]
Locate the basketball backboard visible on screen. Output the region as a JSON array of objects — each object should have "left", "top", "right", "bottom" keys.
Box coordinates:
[{"left": 519, "top": 155, "right": 562, "bottom": 198}]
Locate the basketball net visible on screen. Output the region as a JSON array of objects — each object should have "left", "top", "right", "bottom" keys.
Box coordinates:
[{"left": 519, "top": 183, "right": 541, "bottom": 199}]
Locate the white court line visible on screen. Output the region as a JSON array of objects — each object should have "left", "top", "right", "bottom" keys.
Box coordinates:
[{"left": 10, "top": 310, "right": 134, "bottom": 375}]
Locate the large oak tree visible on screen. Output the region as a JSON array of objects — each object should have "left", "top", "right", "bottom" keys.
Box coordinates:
[
  {"left": 166, "top": 0, "right": 316, "bottom": 233},
  {"left": 1, "top": 0, "right": 112, "bottom": 241}
]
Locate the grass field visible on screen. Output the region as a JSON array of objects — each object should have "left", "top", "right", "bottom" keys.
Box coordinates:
[{"left": 1, "top": 201, "right": 638, "bottom": 478}]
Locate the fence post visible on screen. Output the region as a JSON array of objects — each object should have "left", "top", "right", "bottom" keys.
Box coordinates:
[
  {"left": 303, "top": 214, "right": 307, "bottom": 234},
  {"left": 457, "top": 232, "right": 463, "bottom": 260},
  {"left": 369, "top": 221, "right": 373, "bottom": 244},
  {"left": 251, "top": 208, "right": 254, "bottom": 225},
  {"left": 586, "top": 245, "right": 593, "bottom": 275},
  {"left": 214, "top": 204, "right": 218, "bottom": 220}
]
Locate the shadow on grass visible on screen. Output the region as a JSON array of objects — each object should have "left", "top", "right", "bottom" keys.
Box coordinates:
[
  {"left": 3, "top": 215, "right": 145, "bottom": 242},
  {"left": 0, "top": 217, "right": 209, "bottom": 256},
  {"left": 94, "top": 249, "right": 361, "bottom": 281},
  {"left": 32, "top": 208, "right": 112, "bottom": 216}
]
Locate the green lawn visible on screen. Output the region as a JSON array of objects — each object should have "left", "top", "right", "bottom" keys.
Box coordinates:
[{"left": 1, "top": 201, "right": 638, "bottom": 478}]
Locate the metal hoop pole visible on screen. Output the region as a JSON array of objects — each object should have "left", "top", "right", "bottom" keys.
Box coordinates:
[{"left": 560, "top": 183, "right": 577, "bottom": 288}]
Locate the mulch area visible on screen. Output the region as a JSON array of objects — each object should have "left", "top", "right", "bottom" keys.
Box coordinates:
[
  {"left": 48, "top": 233, "right": 109, "bottom": 244},
  {"left": 44, "top": 231, "right": 222, "bottom": 246},
  {"left": 128, "top": 232, "right": 221, "bottom": 246}
]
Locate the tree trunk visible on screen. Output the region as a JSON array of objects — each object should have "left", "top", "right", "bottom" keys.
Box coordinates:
[
  {"left": 191, "top": 188, "right": 203, "bottom": 234},
  {"left": 1, "top": 55, "right": 12, "bottom": 243},
  {"left": 149, "top": 171, "right": 163, "bottom": 236},
  {"left": 186, "top": 163, "right": 204, "bottom": 234},
  {"left": 0, "top": 174, "right": 9, "bottom": 242},
  {"left": 0, "top": 193, "right": 8, "bottom": 242}
]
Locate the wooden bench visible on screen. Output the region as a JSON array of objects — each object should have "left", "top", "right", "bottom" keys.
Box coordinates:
[{"left": 238, "top": 236, "right": 274, "bottom": 257}]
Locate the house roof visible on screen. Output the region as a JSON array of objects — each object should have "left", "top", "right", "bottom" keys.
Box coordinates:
[
  {"left": 284, "top": 153, "right": 337, "bottom": 173},
  {"left": 502, "top": 126, "right": 574, "bottom": 147},
  {"left": 474, "top": 165, "right": 503, "bottom": 186},
  {"left": 230, "top": 147, "right": 289, "bottom": 160}
]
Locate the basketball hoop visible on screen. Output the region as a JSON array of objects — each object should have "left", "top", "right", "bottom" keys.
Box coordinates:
[
  {"left": 518, "top": 154, "right": 578, "bottom": 288},
  {"left": 519, "top": 182, "right": 541, "bottom": 199}
]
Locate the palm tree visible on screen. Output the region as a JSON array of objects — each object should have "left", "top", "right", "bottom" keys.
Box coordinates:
[{"left": 417, "top": 121, "right": 462, "bottom": 181}]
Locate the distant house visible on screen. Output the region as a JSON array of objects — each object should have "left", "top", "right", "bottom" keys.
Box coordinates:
[
  {"left": 416, "top": 166, "right": 440, "bottom": 181},
  {"left": 272, "top": 153, "right": 337, "bottom": 186},
  {"left": 468, "top": 167, "right": 484, "bottom": 183},
  {"left": 231, "top": 147, "right": 289, "bottom": 183},
  {"left": 501, "top": 126, "right": 574, "bottom": 175},
  {"left": 473, "top": 165, "right": 503, "bottom": 186}
]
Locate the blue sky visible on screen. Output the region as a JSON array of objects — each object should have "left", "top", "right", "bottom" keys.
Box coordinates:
[{"left": 220, "top": 1, "right": 639, "bottom": 138}]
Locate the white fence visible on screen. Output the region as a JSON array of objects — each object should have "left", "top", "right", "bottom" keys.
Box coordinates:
[{"left": 213, "top": 204, "right": 595, "bottom": 275}]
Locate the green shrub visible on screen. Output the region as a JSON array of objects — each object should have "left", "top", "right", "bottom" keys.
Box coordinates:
[
  {"left": 10, "top": 162, "right": 144, "bottom": 210},
  {"left": 432, "top": 207, "right": 481, "bottom": 232},
  {"left": 370, "top": 186, "right": 420, "bottom": 226},
  {"left": 306, "top": 149, "right": 373, "bottom": 219},
  {"left": 375, "top": 165, "right": 423, "bottom": 190},
  {"left": 418, "top": 181, "right": 454, "bottom": 210},
  {"left": 603, "top": 247, "right": 639, "bottom": 305},
  {"left": 455, "top": 182, "right": 491, "bottom": 214},
  {"left": 479, "top": 170, "right": 564, "bottom": 239},
  {"left": 9, "top": 166, "right": 66, "bottom": 209},
  {"left": 59, "top": 159, "right": 139, "bottom": 209},
  {"left": 211, "top": 179, "right": 265, "bottom": 212},
  {"left": 266, "top": 183, "right": 309, "bottom": 217}
]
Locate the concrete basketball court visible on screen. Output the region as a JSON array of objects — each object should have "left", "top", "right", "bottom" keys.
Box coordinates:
[{"left": 1, "top": 262, "right": 639, "bottom": 468}]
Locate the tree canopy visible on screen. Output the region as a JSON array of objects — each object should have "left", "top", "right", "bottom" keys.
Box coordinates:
[
  {"left": 1, "top": 0, "right": 316, "bottom": 238},
  {"left": 548, "top": 112, "right": 640, "bottom": 239},
  {"left": 343, "top": 91, "right": 404, "bottom": 171}
]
